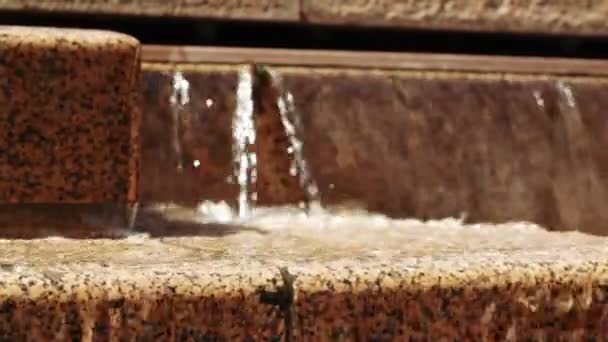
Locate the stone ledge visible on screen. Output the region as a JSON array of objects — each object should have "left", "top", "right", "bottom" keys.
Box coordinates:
[
  {"left": 0, "top": 26, "right": 140, "bottom": 203},
  {"left": 301, "top": 0, "right": 608, "bottom": 36},
  {"left": 1, "top": 1, "right": 608, "bottom": 35},
  {"left": 0, "top": 0, "right": 299, "bottom": 21},
  {"left": 1, "top": 208, "right": 607, "bottom": 339}
]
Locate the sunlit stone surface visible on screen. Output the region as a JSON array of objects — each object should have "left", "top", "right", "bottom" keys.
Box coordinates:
[
  {"left": 0, "top": 203, "right": 607, "bottom": 339},
  {"left": 0, "top": 26, "right": 140, "bottom": 204},
  {"left": 302, "top": 0, "right": 608, "bottom": 35}
]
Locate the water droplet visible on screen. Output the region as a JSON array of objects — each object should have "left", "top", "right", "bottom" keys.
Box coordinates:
[
  {"left": 533, "top": 90, "right": 545, "bottom": 107},
  {"left": 557, "top": 81, "right": 576, "bottom": 108},
  {"left": 170, "top": 71, "right": 191, "bottom": 106}
]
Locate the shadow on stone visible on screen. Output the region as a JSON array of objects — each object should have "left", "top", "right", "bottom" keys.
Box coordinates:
[
  {"left": 0, "top": 203, "right": 266, "bottom": 239},
  {"left": 132, "top": 207, "right": 267, "bottom": 237}
]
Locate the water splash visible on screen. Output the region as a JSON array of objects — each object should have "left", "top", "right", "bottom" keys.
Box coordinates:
[
  {"left": 532, "top": 90, "right": 545, "bottom": 108},
  {"left": 268, "top": 69, "right": 321, "bottom": 211},
  {"left": 232, "top": 66, "right": 257, "bottom": 219},
  {"left": 169, "top": 71, "right": 191, "bottom": 171}
]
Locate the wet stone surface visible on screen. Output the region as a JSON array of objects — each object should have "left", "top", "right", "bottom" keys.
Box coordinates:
[
  {"left": 0, "top": 209, "right": 607, "bottom": 340},
  {"left": 140, "top": 64, "right": 239, "bottom": 207},
  {"left": 274, "top": 68, "right": 608, "bottom": 234},
  {"left": 139, "top": 64, "right": 608, "bottom": 234},
  {"left": 140, "top": 63, "right": 308, "bottom": 209}
]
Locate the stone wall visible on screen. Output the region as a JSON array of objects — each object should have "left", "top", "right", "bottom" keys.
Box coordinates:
[
  {"left": 139, "top": 58, "right": 608, "bottom": 235},
  {"left": 2, "top": 0, "right": 608, "bottom": 35}
]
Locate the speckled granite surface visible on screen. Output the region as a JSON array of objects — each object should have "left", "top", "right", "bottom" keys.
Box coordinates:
[
  {"left": 0, "top": 26, "right": 140, "bottom": 203},
  {"left": 1, "top": 208, "right": 608, "bottom": 339}
]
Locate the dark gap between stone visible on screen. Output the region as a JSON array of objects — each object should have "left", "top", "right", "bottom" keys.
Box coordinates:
[{"left": 0, "top": 9, "right": 608, "bottom": 59}]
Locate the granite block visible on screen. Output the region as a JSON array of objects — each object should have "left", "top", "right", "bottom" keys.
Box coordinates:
[
  {"left": 0, "top": 26, "right": 140, "bottom": 204},
  {"left": 289, "top": 252, "right": 608, "bottom": 341},
  {"left": 0, "top": 232, "right": 286, "bottom": 340},
  {"left": 233, "top": 209, "right": 608, "bottom": 340},
  {"left": 0, "top": 0, "right": 299, "bottom": 21},
  {"left": 301, "top": 0, "right": 608, "bottom": 36},
  {"left": 1, "top": 207, "right": 608, "bottom": 339}
]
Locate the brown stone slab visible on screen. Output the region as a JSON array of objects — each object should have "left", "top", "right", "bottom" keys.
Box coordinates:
[
  {"left": 0, "top": 0, "right": 299, "bottom": 21},
  {"left": 292, "top": 220, "right": 608, "bottom": 341},
  {"left": 0, "top": 232, "right": 286, "bottom": 340},
  {"left": 301, "top": 0, "right": 608, "bottom": 36},
  {"left": 1, "top": 209, "right": 607, "bottom": 339},
  {"left": 142, "top": 45, "right": 608, "bottom": 77},
  {"left": 0, "top": 26, "right": 140, "bottom": 204}
]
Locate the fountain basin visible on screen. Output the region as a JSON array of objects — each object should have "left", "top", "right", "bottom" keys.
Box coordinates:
[
  {"left": 140, "top": 48, "right": 608, "bottom": 235},
  {"left": 0, "top": 212, "right": 606, "bottom": 340},
  {"left": 2, "top": 27, "right": 608, "bottom": 340}
]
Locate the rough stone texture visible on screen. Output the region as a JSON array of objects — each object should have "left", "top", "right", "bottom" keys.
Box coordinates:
[
  {"left": 301, "top": 0, "right": 608, "bottom": 35},
  {"left": 0, "top": 208, "right": 608, "bottom": 339},
  {"left": 290, "top": 252, "right": 608, "bottom": 341},
  {"left": 140, "top": 64, "right": 238, "bottom": 206},
  {"left": 0, "top": 0, "right": 298, "bottom": 21},
  {"left": 0, "top": 26, "right": 140, "bottom": 203},
  {"left": 0, "top": 236, "right": 286, "bottom": 340}
]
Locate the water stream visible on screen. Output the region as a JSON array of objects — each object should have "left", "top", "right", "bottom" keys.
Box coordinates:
[
  {"left": 232, "top": 66, "right": 257, "bottom": 219},
  {"left": 169, "top": 71, "right": 191, "bottom": 172},
  {"left": 230, "top": 65, "right": 322, "bottom": 219},
  {"left": 270, "top": 69, "right": 322, "bottom": 211}
]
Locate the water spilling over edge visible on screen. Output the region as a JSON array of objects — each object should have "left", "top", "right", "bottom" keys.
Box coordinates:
[
  {"left": 169, "top": 71, "right": 191, "bottom": 172},
  {"left": 266, "top": 67, "right": 322, "bottom": 212},
  {"left": 232, "top": 66, "right": 257, "bottom": 219}
]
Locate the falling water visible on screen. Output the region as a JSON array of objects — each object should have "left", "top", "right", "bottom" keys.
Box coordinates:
[
  {"left": 169, "top": 71, "right": 191, "bottom": 171},
  {"left": 269, "top": 69, "right": 321, "bottom": 211},
  {"left": 232, "top": 66, "right": 257, "bottom": 219}
]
